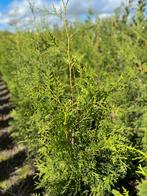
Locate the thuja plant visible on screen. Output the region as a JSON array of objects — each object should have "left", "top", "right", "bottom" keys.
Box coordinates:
[
  {"left": 28, "top": 2, "right": 133, "bottom": 195},
  {"left": 0, "top": 0, "right": 146, "bottom": 195}
]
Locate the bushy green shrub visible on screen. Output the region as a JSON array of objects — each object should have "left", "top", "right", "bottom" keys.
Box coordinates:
[{"left": 0, "top": 1, "right": 146, "bottom": 195}]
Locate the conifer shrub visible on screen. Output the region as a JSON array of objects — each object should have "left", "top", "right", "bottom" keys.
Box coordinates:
[{"left": 0, "top": 1, "right": 146, "bottom": 195}]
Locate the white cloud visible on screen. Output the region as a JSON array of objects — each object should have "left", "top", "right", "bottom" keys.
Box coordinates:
[
  {"left": 67, "top": 0, "right": 127, "bottom": 15},
  {"left": 0, "top": 0, "right": 128, "bottom": 29}
]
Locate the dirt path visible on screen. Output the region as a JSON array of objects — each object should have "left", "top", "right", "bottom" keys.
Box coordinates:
[{"left": 0, "top": 78, "right": 35, "bottom": 196}]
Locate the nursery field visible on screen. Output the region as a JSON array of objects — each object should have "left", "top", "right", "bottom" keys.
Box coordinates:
[{"left": 0, "top": 1, "right": 147, "bottom": 196}]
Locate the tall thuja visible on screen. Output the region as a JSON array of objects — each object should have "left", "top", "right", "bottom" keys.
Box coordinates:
[
  {"left": 133, "top": 1, "right": 147, "bottom": 194},
  {"left": 121, "top": 0, "right": 146, "bottom": 25},
  {"left": 121, "top": 0, "right": 133, "bottom": 24},
  {"left": 135, "top": 0, "right": 146, "bottom": 23},
  {"left": 0, "top": 1, "right": 146, "bottom": 195},
  {"left": 0, "top": 32, "right": 16, "bottom": 81},
  {"left": 76, "top": 9, "right": 147, "bottom": 194},
  {"left": 30, "top": 2, "right": 136, "bottom": 196},
  {"left": 10, "top": 30, "right": 66, "bottom": 150}
]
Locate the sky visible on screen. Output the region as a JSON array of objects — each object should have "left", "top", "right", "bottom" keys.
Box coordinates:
[{"left": 0, "top": 0, "right": 128, "bottom": 31}]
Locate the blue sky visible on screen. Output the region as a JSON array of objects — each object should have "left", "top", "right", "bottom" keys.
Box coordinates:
[
  {"left": 0, "top": 0, "right": 127, "bottom": 31},
  {"left": 0, "top": 0, "right": 11, "bottom": 10},
  {"left": 0, "top": 0, "right": 11, "bottom": 29}
]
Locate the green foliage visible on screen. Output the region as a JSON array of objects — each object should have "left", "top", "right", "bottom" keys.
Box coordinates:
[
  {"left": 112, "top": 187, "right": 129, "bottom": 196},
  {"left": 135, "top": 0, "right": 146, "bottom": 23},
  {"left": 0, "top": 1, "right": 146, "bottom": 195},
  {"left": 137, "top": 166, "right": 147, "bottom": 196},
  {"left": 138, "top": 179, "right": 147, "bottom": 196}
]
